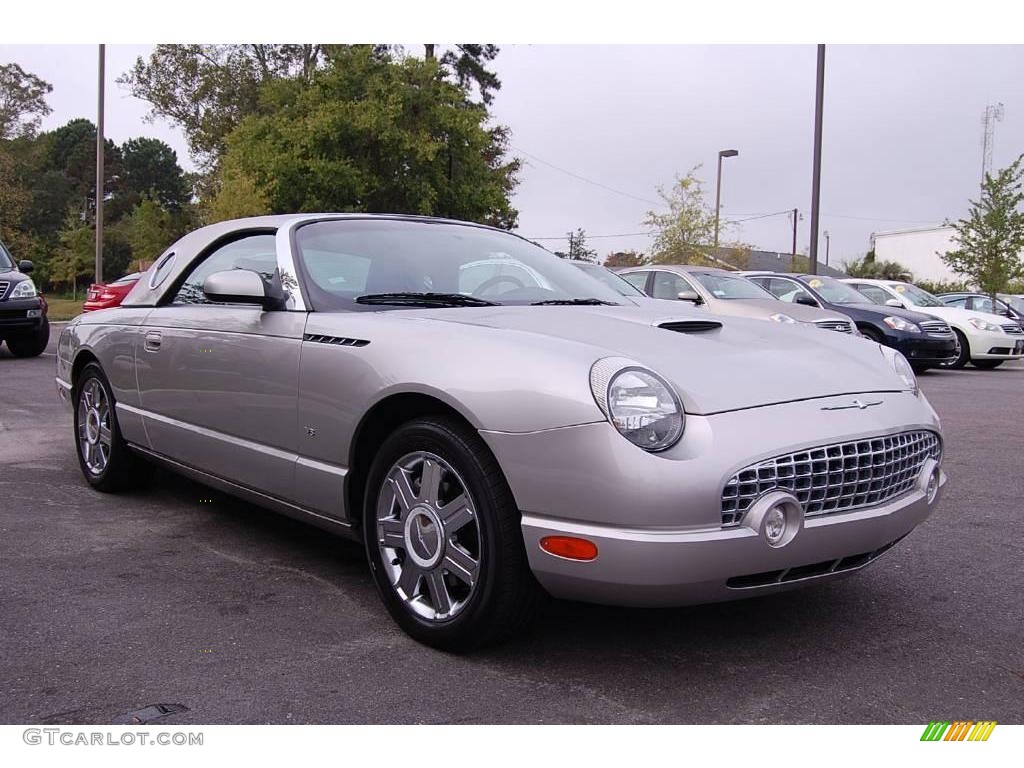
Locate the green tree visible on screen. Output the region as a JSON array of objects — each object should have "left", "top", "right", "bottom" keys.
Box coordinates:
[
  {"left": 51, "top": 211, "right": 94, "bottom": 296},
  {"left": 120, "top": 137, "right": 189, "bottom": 210},
  {"left": 122, "top": 197, "right": 176, "bottom": 267},
  {"left": 439, "top": 45, "right": 501, "bottom": 106},
  {"left": 119, "top": 44, "right": 326, "bottom": 166},
  {"left": 604, "top": 250, "right": 644, "bottom": 268},
  {"left": 943, "top": 155, "right": 1024, "bottom": 302},
  {"left": 643, "top": 167, "right": 721, "bottom": 265},
  {"left": 220, "top": 46, "right": 519, "bottom": 227},
  {"left": 843, "top": 255, "right": 912, "bottom": 280},
  {"left": 555, "top": 228, "right": 597, "bottom": 262},
  {"left": 202, "top": 160, "right": 271, "bottom": 223},
  {"left": 0, "top": 62, "right": 52, "bottom": 139}
]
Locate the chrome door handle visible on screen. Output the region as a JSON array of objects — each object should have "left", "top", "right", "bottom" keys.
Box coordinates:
[{"left": 144, "top": 331, "right": 162, "bottom": 352}]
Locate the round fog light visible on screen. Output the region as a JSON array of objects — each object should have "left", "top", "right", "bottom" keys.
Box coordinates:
[{"left": 765, "top": 505, "right": 787, "bottom": 546}]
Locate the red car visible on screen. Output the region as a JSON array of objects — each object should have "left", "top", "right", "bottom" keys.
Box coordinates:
[{"left": 82, "top": 272, "right": 141, "bottom": 312}]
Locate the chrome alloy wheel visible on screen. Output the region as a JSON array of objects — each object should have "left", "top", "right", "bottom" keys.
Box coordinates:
[
  {"left": 376, "top": 451, "right": 481, "bottom": 622},
  {"left": 77, "top": 378, "right": 112, "bottom": 476}
]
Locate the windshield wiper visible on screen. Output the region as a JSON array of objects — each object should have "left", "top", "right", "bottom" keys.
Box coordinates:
[
  {"left": 531, "top": 298, "right": 617, "bottom": 306},
  {"left": 356, "top": 292, "right": 497, "bottom": 307}
]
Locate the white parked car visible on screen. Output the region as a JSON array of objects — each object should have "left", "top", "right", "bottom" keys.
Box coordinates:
[{"left": 844, "top": 279, "right": 1024, "bottom": 369}]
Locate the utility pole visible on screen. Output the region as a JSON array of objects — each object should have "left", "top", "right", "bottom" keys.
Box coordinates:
[
  {"left": 981, "top": 103, "right": 1004, "bottom": 185},
  {"left": 790, "top": 208, "right": 798, "bottom": 258},
  {"left": 824, "top": 230, "right": 831, "bottom": 268},
  {"left": 808, "top": 44, "right": 826, "bottom": 276},
  {"left": 95, "top": 44, "right": 105, "bottom": 284}
]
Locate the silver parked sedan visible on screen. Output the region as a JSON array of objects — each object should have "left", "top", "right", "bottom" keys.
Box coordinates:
[{"left": 56, "top": 214, "right": 945, "bottom": 651}]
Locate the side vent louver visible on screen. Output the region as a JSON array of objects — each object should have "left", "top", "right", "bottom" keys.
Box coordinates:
[
  {"left": 658, "top": 320, "right": 722, "bottom": 333},
  {"left": 303, "top": 334, "right": 370, "bottom": 347}
]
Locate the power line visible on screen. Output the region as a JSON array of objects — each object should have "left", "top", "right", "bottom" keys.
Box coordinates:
[{"left": 511, "top": 145, "right": 661, "bottom": 206}]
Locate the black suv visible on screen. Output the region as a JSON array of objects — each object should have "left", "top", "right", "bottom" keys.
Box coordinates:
[
  {"left": 744, "top": 272, "right": 957, "bottom": 372},
  {"left": 0, "top": 240, "right": 49, "bottom": 357}
]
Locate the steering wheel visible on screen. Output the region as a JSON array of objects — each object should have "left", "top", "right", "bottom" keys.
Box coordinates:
[{"left": 474, "top": 274, "right": 527, "bottom": 297}]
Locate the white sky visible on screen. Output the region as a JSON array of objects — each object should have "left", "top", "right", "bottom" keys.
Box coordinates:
[{"left": 2, "top": 43, "right": 1022, "bottom": 268}]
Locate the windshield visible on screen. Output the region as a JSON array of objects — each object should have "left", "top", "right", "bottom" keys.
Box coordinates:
[
  {"left": 691, "top": 272, "right": 774, "bottom": 300},
  {"left": 571, "top": 262, "right": 646, "bottom": 297},
  {"left": 0, "top": 241, "right": 14, "bottom": 269},
  {"left": 803, "top": 276, "right": 871, "bottom": 305},
  {"left": 1003, "top": 296, "right": 1024, "bottom": 314},
  {"left": 294, "top": 219, "right": 627, "bottom": 310},
  {"left": 890, "top": 282, "right": 945, "bottom": 307}
]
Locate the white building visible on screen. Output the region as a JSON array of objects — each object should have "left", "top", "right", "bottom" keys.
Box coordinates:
[{"left": 870, "top": 225, "right": 959, "bottom": 283}]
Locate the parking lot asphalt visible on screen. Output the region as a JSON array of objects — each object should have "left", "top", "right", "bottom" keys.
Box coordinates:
[{"left": 1, "top": 328, "right": 1022, "bottom": 725}]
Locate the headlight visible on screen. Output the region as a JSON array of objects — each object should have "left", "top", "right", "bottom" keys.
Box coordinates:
[
  {"left": 9, "top": 280, "right": 37, "bottom": 299},
  {"left": 968, "top": 317, "right": 1002, "bottom": 332},
  {"left": 892, "top": 351, "right": 918, "bottom": 396},
  {"left": 883, "top": 316, "right": 920, "bottom": 333},
  {"left": 769, "top": 312, "right": 796, "bottom": 324},
  {"left": 590, "top": 359, "right": 684, "bottom": 452}
]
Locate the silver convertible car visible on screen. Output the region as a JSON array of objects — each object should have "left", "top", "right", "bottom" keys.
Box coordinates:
[{"left": 56, "top": 214, "right": 946, "bottom": 651}]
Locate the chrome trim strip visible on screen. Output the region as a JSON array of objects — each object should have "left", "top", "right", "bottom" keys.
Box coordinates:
[
  {"left": 117, "top": 402, "right": 295, "bottom": 462},
  {"left": 276, "top": 219, "right": 310, "bottom": 311},
  {"left": 55, "top": 376, "right": 72, "bottom": 391},
  {"left": 296, "top": 455, "right": 349, "bottom": 478}
]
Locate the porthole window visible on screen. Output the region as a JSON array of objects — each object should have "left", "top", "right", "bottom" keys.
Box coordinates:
[{"left": 149, "top": 251, "right": 176, "bottom": 289}]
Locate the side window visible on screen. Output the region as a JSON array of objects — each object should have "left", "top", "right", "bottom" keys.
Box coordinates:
[
  {"left": 759, "top": 278, "right": 799, "bottom": 302},
  {"left": 172, "top": 234, "right": 278, "bottom": 305},
  {"left": 621, "top": 272, "right": 650, "bottom": 294},
  {"left": 944, "top": 296, "right": 968, "bottom": 308},
  {"left": 651, "top": 271, "right": 694, "bottom": 300},
  {"left": 854, "top": 284, "right": 889, "bottom": 305},
  {"left": 969, "top": 296, "right": 994, "bottom": 313}
]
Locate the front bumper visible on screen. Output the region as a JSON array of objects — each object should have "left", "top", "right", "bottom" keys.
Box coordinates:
[
  {"left": 482, "top": 390, "right": 943, "bottom": 607},
  {"left": 0, "top": 297, "right": 46, "bottom": 335},
  {"left": 966, "top": 328, "right": 1024, "bottom": 360},
  {"left": 892, "top": 333, "right": 958, "bottom": 366}
]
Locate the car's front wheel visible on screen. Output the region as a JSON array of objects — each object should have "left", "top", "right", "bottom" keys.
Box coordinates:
[
  {"left": 363, "top": 416, "right": 544, "bottom": 652},
  {"left": 6, "top": 318, "right": 49, "bottom": 358},
  {"left": 940, "top": 329, "right": 970, "bottom": 369},
  {"left": 74, "top": 362, "right": 151, "bottom": 492}
]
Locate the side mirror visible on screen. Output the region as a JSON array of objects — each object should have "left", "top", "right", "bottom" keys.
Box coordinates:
[
  {"left": 884, "top": 298, "right": 903, "bottom": 308},
  {"left": 677, "top": 290, "right": 702, "bottom": 304},
  {"left": 794, "top": 294, "right": 818, "bottom": 307},
  {"left": 202, "top": 269, "right": 277, "bottom": 309},
  {"left": 18, "top": 260, "right": 34, "bottom": 273}
]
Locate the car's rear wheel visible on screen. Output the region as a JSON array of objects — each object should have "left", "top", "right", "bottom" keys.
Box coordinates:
[
  {"left": 6, "top": 318, "right": 49, "bottom": 358},
  {"left": 940, "top": 329, "right": 970, "bottom": 369},
  {"left": 74, "top": 362, "right": 151, "bottom": 492},
  {"left": 363, "top": 416, "right": 544, "bottom": 652},
  {"left": 971, "top": 359, "right": 1003, "bottom": 369}
]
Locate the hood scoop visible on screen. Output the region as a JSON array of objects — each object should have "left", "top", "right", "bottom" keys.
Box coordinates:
[{"left": 658, "top": 320, "right": 723, "bottom": 334}]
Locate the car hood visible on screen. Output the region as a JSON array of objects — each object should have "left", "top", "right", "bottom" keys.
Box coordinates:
[
  {"left": 396, "top": 304, "right": 905, "bottom": 415},
  {"left": 903, "top": 304, "right": 1010, "bottom": 329},
  {"left": 704, "top": 297, "right": 847, "bottom": 324}
]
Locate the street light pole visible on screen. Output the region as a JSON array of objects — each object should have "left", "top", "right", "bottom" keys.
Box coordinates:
[
  {"left": 713, "top": 148, "right": 739, "bottom": 249},
  {"left": 808, "top": 44, "right": 826, "bottom": 276},
  {"left": 824, "top": 230, "right": 831, "bottom": 268},
  {"left": 95, "top": 44, "right": 105, "bottom": 284}
]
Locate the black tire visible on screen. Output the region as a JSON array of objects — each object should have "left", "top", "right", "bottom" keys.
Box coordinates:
[
  {"left": 363, "top": 416, "right": 544, "bottom": 652},
  {"left": 971, "top": 360, "right": 1003, "bottom": 370},
  {"left": 73, "top": 362, "right": 152, "bottom": 492},
  {"left": 6, "top": 318, "right": 49, "bottom": 358},
  {"left": 859, "top": 326, "right": 884, "bottom": 345},
  {"left": 941, "top": 329, "right": 970, "bottom": 370}
]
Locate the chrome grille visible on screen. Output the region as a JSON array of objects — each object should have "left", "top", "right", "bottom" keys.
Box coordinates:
[
  {"left": 814, "top": 319, "right": 853, "bottom": 333},
  {"left": 918, "top": 319, "right": 953, "bottom": 337},
  {"left": 721, "top": 430, "right": 941, "bottom": 527},
  {"left": 1001, "top": 323, "right": 1023, "bottom": 335},
  {"left": 0, "top": 281, "right": 9, "bottom": 300}
]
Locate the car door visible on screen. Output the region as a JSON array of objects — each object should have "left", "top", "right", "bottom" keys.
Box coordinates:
[{"left": 135, "top": 232, "right": 307, "bottom": 500}]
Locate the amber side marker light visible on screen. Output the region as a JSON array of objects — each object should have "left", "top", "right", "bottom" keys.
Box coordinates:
[{"left": 539, "top": 536, "right": 598, "bottom": 561}]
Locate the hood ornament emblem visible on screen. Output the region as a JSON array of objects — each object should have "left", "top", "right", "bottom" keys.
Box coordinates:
[{"left": 821, "top": 399, "right": 883, "bottom": 411}]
